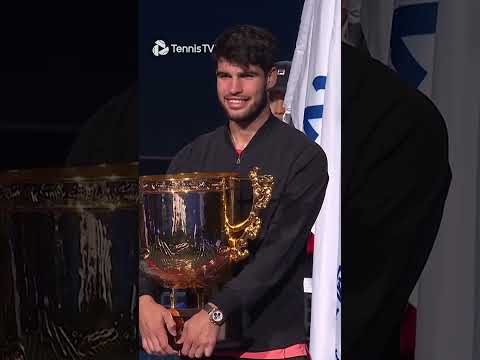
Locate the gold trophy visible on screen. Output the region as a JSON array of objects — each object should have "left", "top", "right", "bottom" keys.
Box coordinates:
[{"left": 139, "top": 167, "right": 273, "bottom": 346}]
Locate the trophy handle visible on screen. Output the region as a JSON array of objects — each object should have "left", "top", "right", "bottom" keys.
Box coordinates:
[{"left": 225, "top": 167, "right": 274, "bottom": 262}]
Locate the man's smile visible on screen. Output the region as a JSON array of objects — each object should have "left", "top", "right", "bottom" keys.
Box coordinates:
[{"left": 225, "top": 97, "right": 249, "bottom": 109}]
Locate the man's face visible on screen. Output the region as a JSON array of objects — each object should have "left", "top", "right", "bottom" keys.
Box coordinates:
[
  {"left": 216, "top": 59, "right": 276, "bottom": 123},
  {"left": 268, "top": 90, "right": 286, "bottom": 121}
]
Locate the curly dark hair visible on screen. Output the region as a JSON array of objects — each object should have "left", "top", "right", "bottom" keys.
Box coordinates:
[{"left": 212, "top": 24, "right": 279, "bottom": 74}]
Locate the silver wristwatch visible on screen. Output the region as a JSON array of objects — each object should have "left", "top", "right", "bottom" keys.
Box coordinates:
[{"left": 203, "top": 303, "right": 225, "bottom": 326}]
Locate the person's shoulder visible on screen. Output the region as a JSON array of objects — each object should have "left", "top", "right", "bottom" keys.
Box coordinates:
[
  {"left": 180, "top": 125, "right": 225, "bottom": 151},
  {"left": 342, "top": 43, "right": 445, "bottom": 133},
  {"left": 273, "top": 118, "right": 323, "bottom": 150},
  {"left": 168, "top": 126, "right": 225, "bottom": 173},
  {"left": 271, "top": 119, "right": 327, "bottom": 164},
  {"left": 342, "top": 43, "right": 410, "bottom": 104},
  {"left": 343, "top": 43, "right": 437, "bottom": 107}
]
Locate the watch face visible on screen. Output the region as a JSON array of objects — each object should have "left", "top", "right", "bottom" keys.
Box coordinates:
[{"left": 212, "top": 310, "right": 223, "bottom": 323}]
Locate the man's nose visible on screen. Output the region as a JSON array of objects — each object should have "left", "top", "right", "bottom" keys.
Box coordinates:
[{"left": 229, "top": 78, "right": 242, "bottom": 94}]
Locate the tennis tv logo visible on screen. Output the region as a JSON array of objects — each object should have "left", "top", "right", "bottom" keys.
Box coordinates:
[
  {"left": 152, "top": 39, "right": 214, "bottom": 56},
  {"left": 152, "top": 40, "right": 169, "bottom": 56}
]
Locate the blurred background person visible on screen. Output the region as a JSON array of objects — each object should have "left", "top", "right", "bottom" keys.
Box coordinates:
[{"left": 267, "top": 61, "right": 291, "bottom": 121}]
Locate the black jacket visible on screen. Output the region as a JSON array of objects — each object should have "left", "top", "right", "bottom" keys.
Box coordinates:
[
  {"left": 141, "top": 115, "right": 328, "bottom": 351},
  {"left": 342, "top": 43, "right": 451, "bottom": 359}
]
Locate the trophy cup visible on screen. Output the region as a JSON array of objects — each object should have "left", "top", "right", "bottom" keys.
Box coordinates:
[{"left": 139, "top": 167, "right": 274, "bottom": 347}]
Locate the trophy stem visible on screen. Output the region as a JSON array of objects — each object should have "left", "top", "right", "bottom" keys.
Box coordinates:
[
  {"left": 168, "top": 288, "right": 182, "bottom": 351},
  {"left": 195, "top": 288, "right": 205, "bottom": 308},
  {"left": 170, "top": 288, "right": 176, "bottom": 309}
]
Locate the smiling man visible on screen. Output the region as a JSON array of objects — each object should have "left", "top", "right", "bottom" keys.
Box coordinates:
[
  {"left": 139, "top": 25, "right": 328, "bottom": 359},
  {"left": 216, "top": 59, "right": 269, "bottom": 124}
]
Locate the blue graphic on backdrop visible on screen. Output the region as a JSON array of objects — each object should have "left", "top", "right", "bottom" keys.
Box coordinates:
[
  {"left": 303, "top": 75, "right": 327, "bottom": 141},
  {"left": 390, "top": 2, "right": 439, "bottom": 88}
]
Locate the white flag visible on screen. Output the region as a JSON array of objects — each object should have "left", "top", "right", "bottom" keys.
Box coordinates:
[{"left": 284, "top": 0, "right": 342, "bottom": 359}]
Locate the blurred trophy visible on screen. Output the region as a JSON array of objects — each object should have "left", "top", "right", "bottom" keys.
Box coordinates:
[
  {"left": 139, "top": 167, "right": 273, "bottom": 346},
  {"left": 0, "top": 163, "right": 138, "bottom": 360}
]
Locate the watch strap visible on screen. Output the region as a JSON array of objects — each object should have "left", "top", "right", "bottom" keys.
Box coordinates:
[{"left": 203, "top": 303, "right": 217, "bottom": 314}]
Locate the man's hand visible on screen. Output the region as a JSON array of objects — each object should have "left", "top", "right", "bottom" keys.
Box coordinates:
[
  {"left": 139, "top": 295, "right": 178, "bottom": 356},
  {"left": 177, "top": 308, "right": 220, "bottom": 358}
]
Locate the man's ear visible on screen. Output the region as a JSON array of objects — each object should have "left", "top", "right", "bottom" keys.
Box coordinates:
[{"left": 266, "top": 66, "right": 278, "bottom": 90}]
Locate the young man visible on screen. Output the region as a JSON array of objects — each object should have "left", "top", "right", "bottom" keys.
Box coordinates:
[{"left": 139, "top": 25, "right": 328, "bottom": 359}]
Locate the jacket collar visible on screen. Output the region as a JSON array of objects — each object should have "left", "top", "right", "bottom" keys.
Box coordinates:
[{"left": 223, "top": 113, "right": 276, "bottom": 151}]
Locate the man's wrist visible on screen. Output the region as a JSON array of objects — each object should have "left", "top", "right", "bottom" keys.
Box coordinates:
[{"left": 203, "top": 302, "right": 225, "bottom": 326}]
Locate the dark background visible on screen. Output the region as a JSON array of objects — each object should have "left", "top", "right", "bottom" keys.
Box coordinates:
[{"left": 0, "top": 1, "right": 136, "bottom": 170}]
